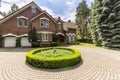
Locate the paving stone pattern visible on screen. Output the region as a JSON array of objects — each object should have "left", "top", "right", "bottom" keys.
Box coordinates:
[{"left": 0, "top": 46, "right": 120, "bottom": 80}]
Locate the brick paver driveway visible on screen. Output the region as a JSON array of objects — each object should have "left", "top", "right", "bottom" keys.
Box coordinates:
[{"left": 0, "top": 46, "right": 120, "bottom": 80}]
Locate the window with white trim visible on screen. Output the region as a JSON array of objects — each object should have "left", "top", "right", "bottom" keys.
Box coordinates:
[
  {"left": 23, "top": 19, "right": 28, "bottom": 27},
  {"left": 32, "top": 7, "right": 36, "bottom": 14},
  {"left": 42, "top": 34, "right": 48, "bottom": 41},
  {"left": 40, "top": 20, "right": 44, "bottom": 27},
  {"left": 69, "top": 35, "right": 71, "bottom": 42},
  {"left": 17, "top": 19, "right": 22, "bottom": 27},
  {"left": 72, "top": 36, "right": 75, "bottom": 42},
  {"left": 45, "top": 21, "right": 49, "bottom": 28},
  {"left": 57, "top": 22, "right": 61, "bottom": 30},
  {"left": 40, "top": 20, "right": 49, "bottom": 28}
]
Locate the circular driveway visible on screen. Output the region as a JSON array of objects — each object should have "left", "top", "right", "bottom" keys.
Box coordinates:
[{"left": 0, "top": 46, "right": 120, "bottom": 80}]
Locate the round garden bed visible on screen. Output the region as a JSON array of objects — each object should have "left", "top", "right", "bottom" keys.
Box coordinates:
[{"left": 26, "top": 47, "right": 81, "bottom": 69}]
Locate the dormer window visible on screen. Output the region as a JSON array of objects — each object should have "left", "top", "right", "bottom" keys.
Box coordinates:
[
  {"left": 31, "top": 6, "right": 36, "bottom": 14},
  {"left": 57, "top": 22, "right": 61, "bottom": 30}
]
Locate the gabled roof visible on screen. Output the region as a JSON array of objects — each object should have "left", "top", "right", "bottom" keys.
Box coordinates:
[
  {"left": 31, "top": 11, "right": 57, "bottom": 23},
  {"left": 0, "top": 1, "right": 42, "bottom": 24},
  {"left": 63, "top": 22, "right": 77, "bottom": 31}
]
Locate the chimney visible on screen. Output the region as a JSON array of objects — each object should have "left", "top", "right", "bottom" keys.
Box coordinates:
[
  {"left": 58, "top": 17, "right": 61, "bottom": 19},
  {"left": 68, "top": 20, "right": 71, "bottom": 22}
]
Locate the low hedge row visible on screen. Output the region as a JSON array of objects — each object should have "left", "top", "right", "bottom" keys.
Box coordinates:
[{"left": 26, "top": 48, "right": 81, "bottom": 69}]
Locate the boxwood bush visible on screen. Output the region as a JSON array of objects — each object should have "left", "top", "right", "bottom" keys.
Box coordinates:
[{"left": 26, "top": 48, "right": 81, "bottom": 69}]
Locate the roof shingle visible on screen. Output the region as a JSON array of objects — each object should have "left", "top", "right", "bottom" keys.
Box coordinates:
[{"left": 63, "top": 22, "right": 77, "bottom": 31}]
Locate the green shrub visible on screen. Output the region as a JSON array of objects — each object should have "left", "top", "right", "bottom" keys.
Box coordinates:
[
  {"left": 67, "top": 42, "right": 80, "bottom": 45},
  {"left": 0, "top": 34, "right": 2, "bottom": 47},
  {"left": 77, "top": 39, "right": 93, "bottom": 43},
  {"left": 16, "top": 38, "right": 21, "bottom": 47},
  {"left": 31, "top": 42, "right": 39, "bottom": 47},
  {"left": 52, "top": 34, "right": 58, "bottom": 42},
  {"left": 26, "top": 48, "right": 81, "bottom": 69},
  {"left": 50, "top": 42, "right": 58, "bottom": 46}
]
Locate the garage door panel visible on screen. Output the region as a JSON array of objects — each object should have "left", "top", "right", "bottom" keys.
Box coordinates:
[
  {"left": 21, "top": 37, "right": 31, "bottom": 47},
  {"left": 4, "top": 37, "right": 16, "bottom": 47}
]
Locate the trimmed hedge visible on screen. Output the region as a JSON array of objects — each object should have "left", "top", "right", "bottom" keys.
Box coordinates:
[
  {"left": 77, "top": 39, "right": 93, "bottom": 43},
  {"left": 26, "top": 48, "right": 81, "bottom": 69}
]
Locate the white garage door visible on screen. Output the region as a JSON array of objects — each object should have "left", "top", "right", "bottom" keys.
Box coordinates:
[
  {"left": 4, "top": 37, "right": 16, "bottom": 47},
  {"left": 21, "top": 37, "right": 31, "bottom": 47}
]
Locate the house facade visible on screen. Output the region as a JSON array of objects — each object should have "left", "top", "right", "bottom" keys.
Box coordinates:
[{"left": 0, "top": 2, "right": 77, "bottom": 47}]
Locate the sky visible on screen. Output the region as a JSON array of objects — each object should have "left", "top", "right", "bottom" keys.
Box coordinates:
[{"left": 0, "top": 0, "right": 94, "bottom": 22}]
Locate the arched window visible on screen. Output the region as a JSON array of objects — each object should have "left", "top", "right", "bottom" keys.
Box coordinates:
[
  {"left": 40, "top": 17, "right": 49, "bottom": 28},
  {"left": 17, "top": 16, "right": 28, "bottom": 27}
]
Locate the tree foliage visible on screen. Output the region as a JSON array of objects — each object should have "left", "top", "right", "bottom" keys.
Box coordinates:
[
  {"left": 76, "top": 0, "right": 90, "bottom": 39},
  {"left": 0, "top": 4, "right": 19, "bottom": 17},
  {"left": 90, "top": 0, "right": 120, "bottom": 49},
  {"left": 0, "top": 34, "right": 2, "bottom": 42},
  {"left": 28, "top": 28, "right": 39, "bottom": 47}
]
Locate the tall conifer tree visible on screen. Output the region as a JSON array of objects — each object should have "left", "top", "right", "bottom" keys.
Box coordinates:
[{"left": 91, "top": 0, "right": 120, "bottom": 49}]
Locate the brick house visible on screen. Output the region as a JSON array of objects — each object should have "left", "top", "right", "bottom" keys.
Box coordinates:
[{"left": 0, "top": 1, "right": 77, "bottom": 47}]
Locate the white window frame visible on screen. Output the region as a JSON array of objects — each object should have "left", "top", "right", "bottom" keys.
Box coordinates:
[
  {"left": 23, "top": 19, "right": 28, "bottom": 27},
  {"left": 40, "top": 20, "right": 49, "bottom": 28},
  {"left": 45, "top": 21, "right": 49, "bottom": 28},
  {"left": 42, "top": 34, "right": 48, "bottom": 41},
  {"left": 31, "top": 7, "right": 36, "bottom": 14},
  {"left": 40, "top": 20, "right": 44, "bottom": 27},
  {"left": 57, "top": 22, "right": 61, "bottom": 30},
  {"left": 69, "top": 35, "right": 71, "bottom": 42},
  {"left": 17, "top": 19, "right": 22, "bottom": 27},
  {"left": 72, "top": 36, "right": 75, "bottom": 42}
]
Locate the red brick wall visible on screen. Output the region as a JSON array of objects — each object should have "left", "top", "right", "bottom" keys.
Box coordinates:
[
  {"left": 0, "top": 6, "right": 42, "bottom": 35},
  {"left": 32, "top": 13, "right": 56, "bottom": 32}
]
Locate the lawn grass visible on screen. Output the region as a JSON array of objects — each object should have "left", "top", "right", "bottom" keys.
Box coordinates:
[{"left": 35, "top": 49, "right": 74, "bottom": 58}]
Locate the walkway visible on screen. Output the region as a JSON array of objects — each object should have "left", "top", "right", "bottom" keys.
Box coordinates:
[{"left": 0, "top": 46, "right": 120, "bottom": 80}]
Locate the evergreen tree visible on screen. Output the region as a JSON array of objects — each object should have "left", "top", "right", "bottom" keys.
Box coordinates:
[
  {"left": 91, "top": 0, "right": 120, "bottom": 49},
  {"left": 110, "top": 0, "right": 120, "bottom": 49},
  {"left": 90, "top": 0, "right": 103, "bottom": 46},
  {"left": 76, "top": 0, "right": 90, "bottom": 39},
  {"left": 8, "top": 4, "right": 19, "bottom": 14},
  {"left": 28, "top": 28, "right": 39, "bottom": 47},
  {"left": 0, "top": 34, "right": 2, "bottom": 47}
]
